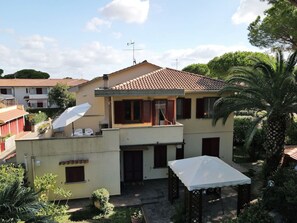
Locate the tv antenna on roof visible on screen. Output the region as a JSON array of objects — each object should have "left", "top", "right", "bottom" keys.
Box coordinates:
[{"left": 126, "top": 41, "right": 142, "bottom": 65}]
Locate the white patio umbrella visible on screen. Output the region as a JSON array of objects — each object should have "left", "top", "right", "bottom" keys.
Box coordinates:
[{"left": 52, "top": 103, "right": 91, "bottom": 134}]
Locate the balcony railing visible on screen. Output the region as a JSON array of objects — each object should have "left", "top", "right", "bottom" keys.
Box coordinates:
[{"left": 119, "top": 123, "right": 184, "bottom": 146}]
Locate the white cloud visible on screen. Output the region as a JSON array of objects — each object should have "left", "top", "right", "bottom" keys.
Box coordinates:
[
  {"left": 100, "top": 0, "right": 149, "bottom": 24},
  {"left": 112, "top": 32, "right": 122, "bottom": 39},
  {"left": 232, "top": 0, "right": 269, "bottom": 25},
  {"left": 0, "top": 34, "right": 128, "bottom": 78},
  {"left": 85, "top": 17, "right": 111, "bottom": 32},
  {"left": 19, "top": 35, "right": 56, "bottom": 49}
]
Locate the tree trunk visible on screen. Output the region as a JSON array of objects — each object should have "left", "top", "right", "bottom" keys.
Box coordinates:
[{"left": 263, "top": 115, "right": 287, "bottom": 179}]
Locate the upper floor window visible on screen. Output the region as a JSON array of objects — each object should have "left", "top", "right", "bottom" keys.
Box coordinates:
[
  {"left": 124, "top": 100, "right": 141, "bottom": 122},
  {"left": 0, "top": 89, "right": 7, "bottom": 94},
  {"left": 196, "top": 97, "right": 219, "bottom": 118},
  {"left": 176, "top": 98, "right": 191, "bottom": 119},
  {"left": 36, "top": 88, "right": 43, "bottom": 94}
]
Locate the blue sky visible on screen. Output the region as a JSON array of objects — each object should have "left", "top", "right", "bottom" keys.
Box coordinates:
[{"left": 0, "top": 0, "right": 269, "bottom": 79}]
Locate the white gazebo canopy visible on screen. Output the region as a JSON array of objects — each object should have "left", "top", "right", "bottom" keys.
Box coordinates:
[{"left": 168, "top": 156, "right": 251, "bottom": 191}]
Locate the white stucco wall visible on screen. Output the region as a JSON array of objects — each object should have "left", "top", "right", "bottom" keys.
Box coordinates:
[{"left": 16, "top": 129, "right": 121, "bottom": 199}]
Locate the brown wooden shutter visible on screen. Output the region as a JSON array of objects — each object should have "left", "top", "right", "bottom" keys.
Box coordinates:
[
  {"left": 114, "top": 101, "right": 124, "bottom": 124},
  {"left": 184, "top": 98, "right": 191, "bottom": 119},
  {"left": 196, "top": 98, "right": 204, "bottom": 118},
  {"left": 142, "top": 100, "right": 151, "bottom": 123},
  {"left": 167, "top": 100, "right": 175, "bottom": 124}
]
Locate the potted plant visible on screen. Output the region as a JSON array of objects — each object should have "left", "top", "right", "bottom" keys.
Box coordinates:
[{"left": 131, "top": 209, "right": 143, "bottom": 223}]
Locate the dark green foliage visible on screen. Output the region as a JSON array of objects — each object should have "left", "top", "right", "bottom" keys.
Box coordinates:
[
  {"left": 228, "top": 201, "right": 273, "bottom": 223},
  {"left": 182, "top": 63, "right": 210, "bottom": 76},
  {"left": 285, "top": 120, "right": 297, "bottom": 144},
  {"left": 213, "top": 50, "right": 297, "bottom": 178},
  {"left": 48, "top": 83, "right": 76, "bottom": 109},
  {"left": 233, "top": 117, "right": 266, "bottom": 161},
  {"left": 3, "top": 69, "right": 50, "bottom": 79},
  {"left": 0, "top": 69, "right": 3, "bottom": 77},
  {"left": 248, "top": 0, "right": 297, "bottom": 50},
  {"left": 27, "top": 108, "right": 61, "bottom": 119},
  {"left": 207, "top": 51, "right": 271, "bottom": 79},
  {"left": 0, "top": 181, "right": 52, "bottom": 223},
  {"left": 262, "top": 167, "right": 297, "bottom": 222}
]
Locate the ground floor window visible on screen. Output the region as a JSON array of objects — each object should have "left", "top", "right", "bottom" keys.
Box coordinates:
[
  {"left": 154, "top": 145, "right": 167, "bottom": 168},
  {"left": 202, "top": 137, "right": 220, "bottom": 157},
  {"left": 65, "top": 166, "right": 85, "bottom": 183}
]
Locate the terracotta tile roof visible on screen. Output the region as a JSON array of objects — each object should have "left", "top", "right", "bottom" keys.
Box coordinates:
[
  {"left": 112, "top": 68, "right": 226, "bottom": 91},
  {"left": 284, "top": 145, "right": 297, "bottom": 161},
  {"left": 59, "top": 159, "right": 89, "bottom": 165},
  {"left": 0, "top": 79, "right": 88, "bottom": 87},
  {"left": 0, "top": 109, "right": 28, "bottom": 124}
]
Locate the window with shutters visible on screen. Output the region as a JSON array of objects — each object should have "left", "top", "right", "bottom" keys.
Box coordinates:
[
  {"left": 176, "top": 98, "right": 191, "bottom": 119},
  {"left": 124, "top": 100, "right": 141, "bottom": 122},
  {"left": 114, "top": 100, "right": 151, "bottom": 124},
  {"left": 196, "top": 97, "right": 219, "bottom": 118},
  {"left": 65, "top": 166, "right": 85, "bottom": 183},
  {"left": 154, "top": 145, "right": 167, "bottom": 168}
]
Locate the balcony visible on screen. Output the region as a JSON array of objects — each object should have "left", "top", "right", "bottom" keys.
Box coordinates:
[
  {"left": 119, "top": 123, "right": 184, "bottom": 146},
  {"left": 29, "top": 94, "right": 48, "bottom": 100}
]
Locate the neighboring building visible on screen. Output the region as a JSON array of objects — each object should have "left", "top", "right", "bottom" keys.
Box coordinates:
[
  {"left": 0, "top": 105, "right": 28, "bottom": 154},
  {"left": 0, "top": 79, "right": 87, "bottom": 109},
  {"left": 16, "top": 61, "right": 234, "bottom": 199}
]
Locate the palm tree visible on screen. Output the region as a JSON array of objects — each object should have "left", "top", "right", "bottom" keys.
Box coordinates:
[
  {"left": 213, "top": 50, "right": 297, "bottom": 178},
  {"left": 0, "top": 181, "right": 53, "bottom": 223}
]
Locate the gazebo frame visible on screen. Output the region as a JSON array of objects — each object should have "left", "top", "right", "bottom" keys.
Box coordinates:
[{"left": 168, "top": 161, "right": 251, "bottom": 223}]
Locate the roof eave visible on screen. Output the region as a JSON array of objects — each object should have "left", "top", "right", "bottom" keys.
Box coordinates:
[
  {"left": 95, "top": 89, "right": 185, "bottom": 97},
  {"left": 185, "top": 89, "right": 221, "bottom": 94}
]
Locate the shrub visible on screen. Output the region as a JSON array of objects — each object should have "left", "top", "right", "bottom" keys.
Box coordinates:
[
  {"left": 233, "top": 117, "right": 265, "bottom": 161},
  {"left": 34, "top": 173, "right": 71, "bottom": 222},
  {"left": 91, "top": 188, "right": 114, "bottom": 216},
  {"left": 262, "top": 167, "right": 297, "bottom": 222},
  {"left": 0, "top": 164, "right": 25, "bottom": 191},
  {"left": 285, "top": 120, "right": 297, "bottom": 145},
  {"left": 224, "top": 201, "right": 272, "bottom": 223},
  {"left": 31, "top": 112, "right": 47, "bottom": 125}
]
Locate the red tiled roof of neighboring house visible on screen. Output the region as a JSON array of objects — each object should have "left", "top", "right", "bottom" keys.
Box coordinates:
[
  {"left": 0, "top": 79, "right": 88, "bottom": 87},
  {"left": 0, "top": 109, "right": 28, "bottom": 124},
  {"left": 284, "top": 145, "right": 297, "bottom": 161},
  {"left": 59, "top": 159, "right": 89, "bottom": 165},
  {"left": 112, "top": 68, "right": 226, "bottom": 91}
]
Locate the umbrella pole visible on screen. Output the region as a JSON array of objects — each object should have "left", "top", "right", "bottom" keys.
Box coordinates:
[{"left": 72, "top": 122, "right": 74, "bottom": 136}]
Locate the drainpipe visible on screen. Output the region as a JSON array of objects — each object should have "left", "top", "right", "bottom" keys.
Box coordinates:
[{"left": 31, "top": 156, "right": 36, "bottom": 182}]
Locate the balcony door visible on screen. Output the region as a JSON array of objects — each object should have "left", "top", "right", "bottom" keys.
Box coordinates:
[
  {"left": 153, "top": 100, "right": 175, "bottom": 125},
  {"left": 123, "top": 151, "right": 143, "bottom": 182}
]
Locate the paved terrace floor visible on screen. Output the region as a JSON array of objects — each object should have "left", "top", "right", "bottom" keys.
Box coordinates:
[{"left": 68, "top": 179, "right": 238, "bottom": 223}]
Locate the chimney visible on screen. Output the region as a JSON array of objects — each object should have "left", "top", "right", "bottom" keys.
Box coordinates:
[{"left": 103, "top": 74, "right": 109, "bottom": 89}]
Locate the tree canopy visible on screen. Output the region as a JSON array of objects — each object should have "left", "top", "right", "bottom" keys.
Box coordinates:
[
  {"left": 207, "top": 51, "right": 271, "bottom": 79},
  {"left": 3, "top": 69, "right": 50, "bottom": 79},
  {"left": 48, "top": 83, "right": 76, "bottom": 109},
  {"left": 182, "top": 63, "right": 210, "bottom": 76},
  {"left": 248, "top": 0, "right": 297, "bottom": 50},
  {"left": 213, "top": 50, "right": 297, "bottom": 178}
]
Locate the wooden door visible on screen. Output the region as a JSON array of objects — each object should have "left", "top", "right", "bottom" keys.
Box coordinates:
[
  {"left": 124, "top": 151, "right": 143, "bottom": 182},
  {"left": 202, "top": 137, "right": 220, "bottom": 157}
]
